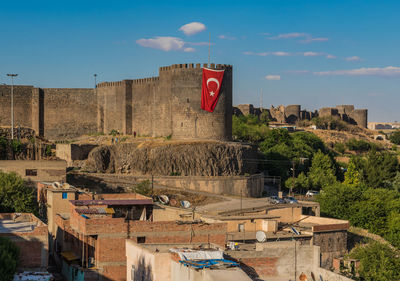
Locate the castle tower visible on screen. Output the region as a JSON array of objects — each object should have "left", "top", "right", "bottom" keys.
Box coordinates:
[{"left": 97, "top": 63, "right": 233, "bottom": 140}]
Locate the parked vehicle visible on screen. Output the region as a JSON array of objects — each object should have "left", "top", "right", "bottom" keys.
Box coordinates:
[
  {"left": 268, "top": 196, "right": 284, "bottom": 204},
  {"left": 305, "top": 190, "right": 319, "bottom": 197},
  {"left": 284, "top": 196, "right": 298, "bottom": 204}
]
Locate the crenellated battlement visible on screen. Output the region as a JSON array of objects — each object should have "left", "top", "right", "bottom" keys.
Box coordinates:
[
  {"left": 97, "top": 81, "right": 126, "bottom": 88},
  {"left": 132, "top": 77, "right": 159, "bottom": 84},
  {"left": 159, "top": 63, "right": 232, "bottom": 72},
  {"left": 97, "top": 63, "right": 232, "bottom": 88}
]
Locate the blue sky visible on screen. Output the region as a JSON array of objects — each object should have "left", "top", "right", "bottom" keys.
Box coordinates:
[{"left": 1, "top": 0, "right": 399, "bottom": 122}]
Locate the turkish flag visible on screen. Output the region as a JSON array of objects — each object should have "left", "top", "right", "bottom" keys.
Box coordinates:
[{"left": 201, "top": 68, "right": 225, "bottom": 112}]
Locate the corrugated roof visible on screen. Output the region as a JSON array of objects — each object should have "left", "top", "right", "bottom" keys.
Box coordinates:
[
  {"left": 70, "top": 199, "right": 153, "bottom": 206},
  {"left": 75, "top": 208, "right": 108, "bottom": 214}
]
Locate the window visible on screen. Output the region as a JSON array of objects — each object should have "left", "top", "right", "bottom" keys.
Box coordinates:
[
  {"left": 137, "top": 236, "right": 146, "bottom": 244},
  {"left": 238, "top": 223, "right": 245, "bottom": 232},
  {"left": 181, "top": 122, "right": 183, "bottom": 127},
  {"left": 62, "top": 192, "right": 68, "bottom": 199},
  {"left": 25, "top": 169, "right": 37, "bottom": 176},
  {"left": 187, "top": 98, "right": 190, "bottom": 103}
]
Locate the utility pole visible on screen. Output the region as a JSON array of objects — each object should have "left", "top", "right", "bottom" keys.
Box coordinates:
[
  {"left": 260, "top": 88, "right": 263, "bottom": 110},
  {"left": 7, "top": 74, "right": 18, "bottom": 140},
  {"left": 94, "top": 74, "right": 97, "bottom": 88},
  {"left": 208, "top": 32, "right": 211, "bottom": 65}
]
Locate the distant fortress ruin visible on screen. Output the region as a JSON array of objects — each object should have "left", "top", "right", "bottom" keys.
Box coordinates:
[
  {"left": 234, "top": 104, "right": 368, "bottom": 128},
  {"left": 0, "top": 63, "right": 233, "bottom": 140}
]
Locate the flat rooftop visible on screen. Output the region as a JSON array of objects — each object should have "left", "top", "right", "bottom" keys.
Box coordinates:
[
  {"left": 0, "top": 220, "right": 37, "bottom": 233},
  {"left": 127, "top": 242, "right": 222, "bottom": 253}
]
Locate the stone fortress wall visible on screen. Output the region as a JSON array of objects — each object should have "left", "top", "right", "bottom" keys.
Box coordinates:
[
  {"left": 97, "top": 63, "right": 233, "bottom": 140},
  {"left": 234, "top": 104, "right": 368, "bottom": 128},
  {"left": 0, "top": 63, "right": 232, "bottom": 140}
]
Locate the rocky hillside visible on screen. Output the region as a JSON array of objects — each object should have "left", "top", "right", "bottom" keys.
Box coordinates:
[{"left": 85, "top": 140, "right": 259, "bottom": 176}]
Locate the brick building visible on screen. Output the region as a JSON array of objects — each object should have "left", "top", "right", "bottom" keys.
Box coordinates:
[{"left": 0, "top": 213, "right": 48, "bottom": 270}]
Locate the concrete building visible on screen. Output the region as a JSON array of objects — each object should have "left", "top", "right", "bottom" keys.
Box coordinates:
[
  {"left": 0, "top": 160, "right": 67, "bottom": 182},
  {"left": 368, "top": 122, "right": 400, "bottom": 130},
  {"left": 0, "top": 213, "right": 48, "bottom": 270},
  {"left": 0, "top": 63, "right": 232, "bottom": 141},
  {"left": 126, "top": 242, "right": 252, "bottom": 281}
]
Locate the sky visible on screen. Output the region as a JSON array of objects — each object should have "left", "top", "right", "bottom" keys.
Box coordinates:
[{"left": 0, "top": 0, "right": 399, "bottom": 122}]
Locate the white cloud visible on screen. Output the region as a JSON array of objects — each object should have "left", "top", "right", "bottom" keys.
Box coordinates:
[
  {"left": 243, "top": 51, "right": 291, "bottom": 56},
  {"left": 218, "top": 34, "right": 236, "bottom": 40},
  {"left": 314, "top": 66, "right": 400, "bottom": 77},
  {"left": 345, "top": 56, "right": 362, "bottom": 62},
  {"left": 179, "top": 22, "right": 206, "bottom": 36},
  {"left": 270, "top": 32, "right": 308, "bottom": 39},
  {"left": 300, "top": 37, "right": 329, "bottom": 43},
  {"left": 136, "top": 36, "right": 209, "bottom": 52},
  {"left": 272, "top": 51, "right": 291, "bottom": 56},
  {"left": 265, "top": 75, "right": 281, "bottom": 80},
  {"left": 136, "top": 37, "right": 185, "bottom": 51},
  {"left": 244, "top": 51, "right": 336, "bottom": 59},
  {"left": 269, "top": 32, "right": 329, "bottom": 44},
  {"left": 302, "top": 51, "right": 320, "bottom": 57}
]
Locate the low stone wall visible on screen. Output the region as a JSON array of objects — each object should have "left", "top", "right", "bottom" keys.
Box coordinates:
[
  {"left": 154, "top": 174, "right": 264, "bottom": 197},
  {"left": 70, "top": 172, "right": 264, "bottom": 198}
]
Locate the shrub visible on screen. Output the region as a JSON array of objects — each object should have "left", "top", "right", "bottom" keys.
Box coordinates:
[
  {"left": 334, "top": 142, "right": 346, "bottom": 154},
  {"left": 131, "top": 180, "right": 151, "bottom": 196},
  {"left": 349, "top": 242, "right": 400, "bottom": 281},
  {"left": 0, "top": 237, "right": 19, "bottom": 281},
  {"left": 389, "top": 130, "right": 400, "bottom": 145},
  {"left": 345, "top": 138, "right": 371, "bottom": 152}
]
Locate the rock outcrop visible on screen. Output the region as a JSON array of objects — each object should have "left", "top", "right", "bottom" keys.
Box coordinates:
[{"left": 85, "top": 141, "right": 259, "bottom": 176}]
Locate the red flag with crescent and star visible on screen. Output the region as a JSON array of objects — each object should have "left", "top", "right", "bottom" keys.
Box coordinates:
[{"left": 201, "top": 68, "right": 225, "bottom": 112}]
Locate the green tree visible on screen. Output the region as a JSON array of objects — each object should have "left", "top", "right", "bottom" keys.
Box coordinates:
[
  {"left": 345, "top": 138, "right": 371, "bottom": 153},
  {"left": 0, "top": 171, "right": 37, "bottom": 213},
  {"left": 285, "top": 172, "right": 310, "bottom": 193},
  {"left": 389, "top": 130, "right": 400, "bottom": 145},
  {"left": 259, "top": 111, "right": 271, "bottom": 124},
  {"left": 0, "top": 237, "right": 19, "bottom": 281},
  {"left": 351, "top": 188, "right": 399, "bottom": 236},
  {"left": 349, "top": 242, "right": 400, "bottom": 281},
  {"left": 364, "top": 150, "right": 399, "bottom": 189},
  {"left": 344, "top": 158, "right": 362, "bottom": 186},
  {"left": 317, "top": 183, "right": 361, "bottom": 219},
  {"left": 307, "top": 150, "right": 337, "bottom": 190},
  {"left": 232, "top": 115, "right": 270, "bottom": 142}
]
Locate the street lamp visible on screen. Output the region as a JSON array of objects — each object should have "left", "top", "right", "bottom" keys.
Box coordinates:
[
  {"left": 7, "top": 74, "right": 18, "bottom": 139},
  {"left": 94, "top": 74, "right": 97, "bottom": 88}
]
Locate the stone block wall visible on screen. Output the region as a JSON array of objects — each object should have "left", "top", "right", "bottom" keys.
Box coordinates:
[
  {"left": 41, "top": 88, "right": 97, "bottom": 139},
  {"left": 1, "top": 63, "right": 232, "bottom": 140},
  {"left": 97, "top": 63, "right": 233, "bottom": 140},
  {"left": 0, "top": 85, "right": 34, "bottom": 129}
]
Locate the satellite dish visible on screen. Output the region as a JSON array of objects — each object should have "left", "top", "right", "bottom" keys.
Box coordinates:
[
  {"left": 256, "top": 231, "right": 267, "bottom": 243},
  {"left": 52, "top": 182, "right": 61, "bottom": 189}
]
